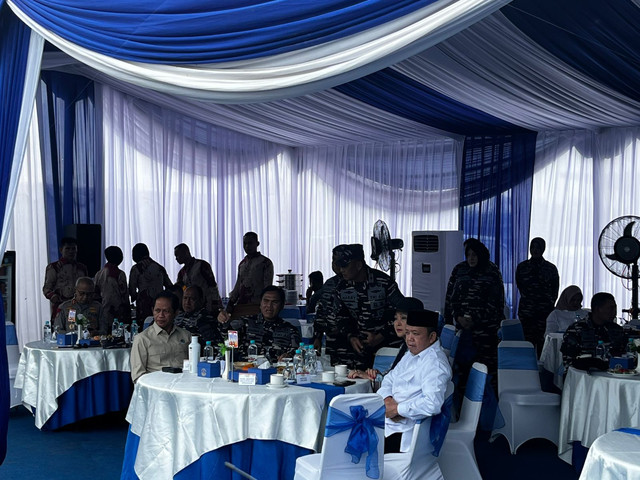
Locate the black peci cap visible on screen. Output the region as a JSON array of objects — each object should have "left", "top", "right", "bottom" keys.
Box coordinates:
[{"left": 406, "top": 309, "right": 439, "bottom": 329}]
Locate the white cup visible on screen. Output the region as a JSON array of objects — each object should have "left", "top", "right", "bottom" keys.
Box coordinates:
[
  {"left": 271, "top": 373, "right": 284, "bottom": 385},
  {"left": 335, "top": 364, "right": 348, "bottom": 377},
  {"left": 322, "top": 371, "right": 336, "bottom": 383}
]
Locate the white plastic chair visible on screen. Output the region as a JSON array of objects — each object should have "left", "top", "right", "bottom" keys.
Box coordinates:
[
  {"left": 498, "top": 319, "right": 525, "bottom": 341},
  {"left": 383, "top": 380, "right": 454, "bottom": 480},
  {"left": 295, "top": 393, "right": 385, "bottom": 480},
  {"left": 440, "top": 325, "right": 459, "bottom": 366},
  {"left": 438, "top": 362, "right": 487, "bottom": 480},
  {"left": 7, "top": 344, "right": 22, "bottom": 407},
  {"left": 373, "top": 347, "right": 400, "bottom": 374},
  {"left": 491, "top": 341, "right": 560, "bottom": 454}
]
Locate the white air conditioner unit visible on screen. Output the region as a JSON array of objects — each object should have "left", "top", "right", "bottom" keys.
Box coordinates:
[{"left": 411, "top": 231, "right": 464, "bottom": 314}]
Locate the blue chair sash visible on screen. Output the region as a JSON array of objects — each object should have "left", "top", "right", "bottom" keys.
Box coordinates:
[
  {"left": 616, "top": 427, "right": 640, "bottom": 435},
  {"left": 429, "top": 393, "right": 453, "bottom": 457},
  {"left": 465, "top": 367, "right": 487, "bottom": 402},
  {"left": 498, "top": 346, "right": 538, "bottom": 370},
  {"left": 325, "top": 404, "right": 385, "bottom": 479},
  {"left": 440, "top": 328, "right": 455, "bottom": 350}
]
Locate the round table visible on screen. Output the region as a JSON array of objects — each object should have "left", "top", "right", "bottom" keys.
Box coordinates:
[
  {"left": 559, "top": 367, "right": 640, "bottom": 464},
  {"left": 580, "top": 429, "right": 640, "bottom": 480},
  {"left": 122, "top": 372, "right": 371, "bottom": 480},
  {"left": 14, "top": 340, "right": 132, "bottom": 429}
]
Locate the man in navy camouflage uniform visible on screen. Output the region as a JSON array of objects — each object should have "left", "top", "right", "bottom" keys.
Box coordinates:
[
  {"left": 220, "top": 285, "right": 300, "bottom": 362},
  {"left": 312, "top": 245, "right": 346, "bottom": 360},
  {"left": 562, "top": 292, "right": 625, "bottom": 366},
  {"left": 174, "top": 286, "right": 224, "bottom": 348},
  {"left": 516, "top": 237, "right": 559, "bottom": 354},
  {"left": 332, "top": 244, "right": 405, "bottom": 369}
]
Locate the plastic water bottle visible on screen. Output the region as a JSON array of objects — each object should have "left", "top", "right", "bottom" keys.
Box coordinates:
[
  {"left": 595, "top": 340, "right": 607, "bottom": 360},
  {"left": 293, "top": 349, "right": 305, "bottom": 375},
  {"left": 248, "top": 340, "right": 258, "bottom": 362},
  {"left": 43, "top": 321, "right": 52, "bottom": 343},
  {"left": 298, "top": 342, "right": 306, "bottom": 364},
  {"left": 111, "top": 318, "right": 119, "bottom": 337},
  {"left": 123, "top": 324, "right": 131, "bottom": 344},
  {"left": 306, "top": 346, "right": 317, "bottom": 375},
  {"left": 131, "top": 320, "right": 139, "bottom": 340},
  {"left": 204, "top": 341, "right": 215, "bottom": 363},
  {"left": 119, "top": 322, "right": 125, "bottom": 338},
  {"left": 189, "top": 336, "right": 200, "bottom": 374}
]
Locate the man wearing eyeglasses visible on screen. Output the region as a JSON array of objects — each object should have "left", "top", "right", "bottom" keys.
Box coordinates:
[{"left": 53, "top": 277, "right": 106, "bottom": 336}]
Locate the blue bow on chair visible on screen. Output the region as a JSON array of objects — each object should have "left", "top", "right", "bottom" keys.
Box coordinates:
[
  {"left": 429, "top": 394, "right": 453, "bottom": 456},
  {"left": 325, "top": 404, "right": 385, "bottom": 479}
]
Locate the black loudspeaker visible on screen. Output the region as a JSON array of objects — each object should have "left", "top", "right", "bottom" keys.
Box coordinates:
[{"left": 63, "top": 224, "right": 102, "bottom": 277}]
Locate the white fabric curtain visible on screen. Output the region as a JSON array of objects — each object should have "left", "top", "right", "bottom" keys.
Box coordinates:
[
  {"left": 9, "top": 0, "right": 509, "bottom": 102},
  {"left": 101, "top": 84, "right": 461, "bottom": 296},
  {"left": 530, "top": 128, "right": 640, "bottom": 317},
  {"left": 393, "top": 12, "right": 640, "bottom": 131},
  {"left": 5, "top": 105, "right": 50, "bottom": 348}
]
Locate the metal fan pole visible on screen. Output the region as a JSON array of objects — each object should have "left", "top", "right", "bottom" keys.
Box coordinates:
[
  {"left": 633, "top": 263, "right": 639, "bottom": 320},
  {"left": 390, "top": 251, "right": 396, "bottom": 281}
]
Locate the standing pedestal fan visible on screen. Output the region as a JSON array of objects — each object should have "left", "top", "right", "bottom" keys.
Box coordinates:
[
  {"left": 370, "top": 220, "right": 404, "bottom": 281},
  {"left": 598, "top": 216, "right": 640, "bottom": 320}
]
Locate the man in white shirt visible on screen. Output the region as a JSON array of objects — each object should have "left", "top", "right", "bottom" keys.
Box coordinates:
[{"left": 377, "top": 309, "right": 452, "bottom": 453}]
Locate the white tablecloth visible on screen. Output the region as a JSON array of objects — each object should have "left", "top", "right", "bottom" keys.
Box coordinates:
[
  {"left": 540, "top": 333, "right": 565, "bottom": 389},
  {"left": 580, "top": 430, "right": 640, "bottom": 480},
  {"left": 126, "top": 372, "right": 331, "bottom": 480},
  {"left": 14, "top": 341, "right": 131, "bottom": 428},
  {"left": 559, "top": 367, "right": 640, "bottom": 463}
]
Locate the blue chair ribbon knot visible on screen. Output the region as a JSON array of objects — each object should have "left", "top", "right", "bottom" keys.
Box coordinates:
[{"left": 325, "top": 404, "right": 385, "bottom": 479}]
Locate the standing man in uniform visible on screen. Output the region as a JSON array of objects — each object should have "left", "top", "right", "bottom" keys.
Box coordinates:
[
  {"left": 43, "top": 237, "right": 88, "bottom": 321},
  {"left": 174, "top": 243, "right": 222, "bottom": 314},
  {"left": 220, "top": 232, "right": 274, "bottom": 320},
  {"left": 332, "top": 244, "right": 405, "bottom": 369},
  {"left": 516, "top": 237, "right": 559, "bottom": 354}
]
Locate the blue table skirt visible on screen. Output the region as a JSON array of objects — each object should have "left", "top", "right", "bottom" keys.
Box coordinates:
[
  {"left": 121, "top": 429, "right": 312, "bottom": 480},
  {"left": 41, "top": 371, "right": 133, "bottom": 430},
  {"left": 5, "top": 322, "right": 17, "bottom": 345}
]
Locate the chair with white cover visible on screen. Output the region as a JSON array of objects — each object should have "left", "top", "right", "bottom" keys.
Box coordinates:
[
  {"left": 294, "top": 393, "right": 385, "bottom": 480},
  {"left": 383, "top": 380, "right": 455, "bottom": 480},
  {"left": 438, "top": 362, "right": 487, "bottom": 480},
  {"left": 498, "top": 319, "right": 525, "bottom": 341},
  {"left": 7, "top": 344, "right": 22, "bottom": 407},
  {"left": 491, "top": 341, "right": 560, "bottom": 454},
  {"left": 373, "top": 347, "right": 400, "bottom": 374}
]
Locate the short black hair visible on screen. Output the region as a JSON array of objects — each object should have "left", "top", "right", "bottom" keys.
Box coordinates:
[
  {"left": 591, "top": 292, "right": 615, "bottom": 311},
  {"left": 244, "top": 232, "right": 258, "bottom": 241},
  {"left": 132, "top": 243, "right": 150, "bottom": 262},
  {"left": 184, "top": 285, "right": 204, "bottom": 300},
  {"left": 60, "top": 237, "right": 77, "bottom": 247},
  {"left": 105, "top": 246, "right": 123, "bottom": 265},
  {"left": 154, "top": 290, "right": 180, "bottom": 312},
  {"left": 309, "top": 271, "right": 323, "bottom": 286},
  {"left": 260, "top": 285, "right": 285, "bottom": 304}
]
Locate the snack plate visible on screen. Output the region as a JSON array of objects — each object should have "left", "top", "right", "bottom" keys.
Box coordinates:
[{"left": 607, "top": 370, "right": 640, "bottom": 378}]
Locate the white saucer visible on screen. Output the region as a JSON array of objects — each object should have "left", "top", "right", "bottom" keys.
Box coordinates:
[{"left": 266, "top": 383, "right": 287, "bottom": 389}]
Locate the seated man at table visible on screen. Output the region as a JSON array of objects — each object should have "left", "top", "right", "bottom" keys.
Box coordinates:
[
  {"left": 54, "top": 277, "right": 107, "bottom": 336},
  {"left": 377, "top": 309, "right": 452, "bottom": 453},
  {"left": 219, "top": 285, "right": 300, "bottom": 361},
  {"left": 561, "top": 292, "right": 626, "bottom": 367},
  {"left": 174, "top": 285, "right": 223, "bottom": 347},
  {"left": 348, "top": 297, "right": 424, "bottom": 382},
  {"left": 130, "top": 291, "right": 191, "bottom": 383}
]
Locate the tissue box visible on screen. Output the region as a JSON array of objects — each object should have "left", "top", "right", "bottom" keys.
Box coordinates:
[
  {"left": 248, "top": 367, "right": 276, "bottom": 385},
  {"left": 57, "top": 333, "right": 78, "bottom": 346},
  {"left": 609, "top": 356, "right": 635, "bottom": 370},
  {"left": 198, "top": 361, "right": 221, "bottom": 378},
  {"left": 78, "top": 339, "right": 100, "bottom": 347}
]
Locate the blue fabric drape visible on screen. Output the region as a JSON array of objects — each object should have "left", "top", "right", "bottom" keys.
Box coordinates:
[
  {"left": 498, "top": 346, "right": 538, "bottom": 370},
  {"left": 0, "top": 3, "right": 32, "bottom": 465},
  {"left": 37, "top": 72, "right": 100, "bottom": 261},
  {"left": 336, "top": 69, "right": 531, "bottom": 136},
  {"left": 504, "top": 0, "right": 640, "bottom": 102},
  {"left": 11, "top": 0, "right": 438, "bottom": 63},
  {"left": 460, "top": 133, "right": 536, "bottom": 317}
]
